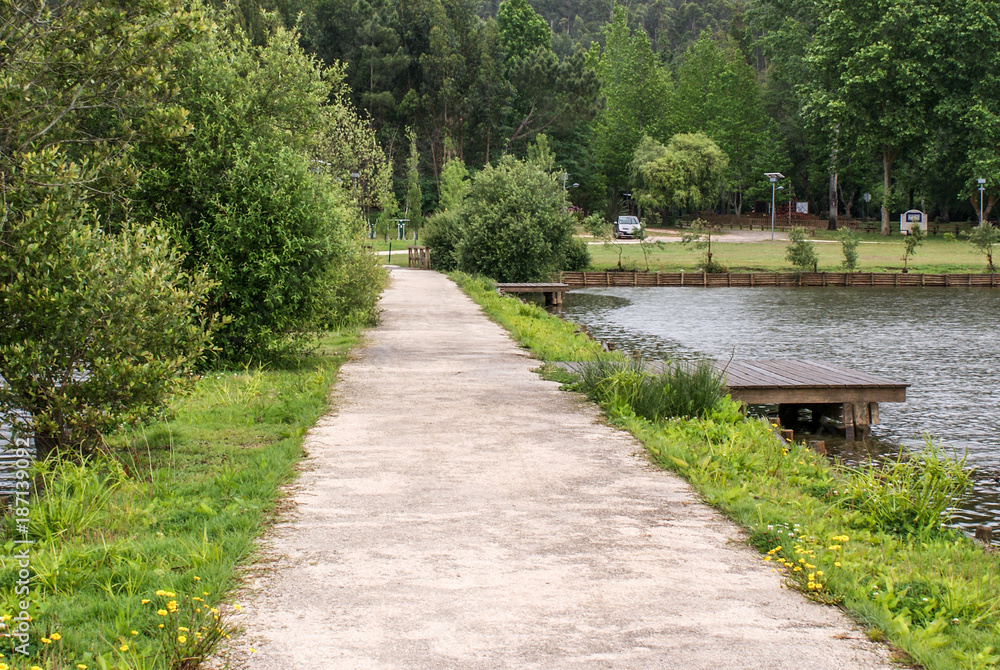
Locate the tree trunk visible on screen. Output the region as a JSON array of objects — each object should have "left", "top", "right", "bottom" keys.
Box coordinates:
[
  {"left": 881, "top": 150, "right": 895, "bottom": 236},
  {"left": 829, "top": 134, "right": 839, "bottom": 230},
  {"left": 34, "top": 431, "right": 59, "bottom": 461}
]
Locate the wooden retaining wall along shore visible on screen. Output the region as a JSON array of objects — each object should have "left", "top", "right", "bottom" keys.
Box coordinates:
[{"left": 561, "top": 271, "right": 1000, "bottom": 288}]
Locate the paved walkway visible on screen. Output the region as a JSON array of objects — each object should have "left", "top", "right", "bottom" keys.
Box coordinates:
[{"left": 225, "top": 268, "right": 892, "bottom": 669}]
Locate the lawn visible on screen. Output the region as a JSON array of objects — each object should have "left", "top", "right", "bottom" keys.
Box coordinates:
[{"left": 585, "top": 229, "right": 992, "bottom": 274}]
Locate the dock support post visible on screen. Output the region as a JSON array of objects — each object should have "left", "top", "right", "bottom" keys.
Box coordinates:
[
  {"left": 843, "top": 402, "right": 855, "bottom": 441},
  {"left": 854, "top": 402, "right": 871, "bottom": 440}
]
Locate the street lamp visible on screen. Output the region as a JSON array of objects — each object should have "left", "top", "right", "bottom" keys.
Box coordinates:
[
  {"left": 978, "top": 178, "right": 986, "bottom": 226},
  {"left": 765, "top": 173, "right": 785, "bottom": 240},
  {"left": 562, "top": 173, "right": 579, "bottom": 211}
]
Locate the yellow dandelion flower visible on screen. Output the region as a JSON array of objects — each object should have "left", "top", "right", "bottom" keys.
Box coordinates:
[
  {"left": 816, "top": 571, "right": 824, "bottom": 576},
  {"left": 249, "top": 647, "right": 256, "bottom": 653},
  {"left": 30, "top": 666, "right": 42, "bottom": 670},
  {"left": 158, "top": 624, "right": 165, "bottom": 629},
  {"left": 119, "top": 644, "right": 129, "bottom": 652},
  {"left": 193, "top": 576, "right": 201, "bottom": 581},
  {"left": 155, "top": 590, "right": 168, "bottom": 596},
  {"left": 192, "top": 597, "right": 203, "bottom": 602},
  {"left": 203, "top": 591, "right": 209, "bottom": 596},
  {"left": 131, "top": 630, "right": 138, "bottom": 636},
  {"left": 40, "top": 638, "right": 51, "bottom": 644},
  {"left": 178, "top": 627, "right": 189, "bottom": 632},
  {"left": 196, "top": 608, "right": 202, "bottom": 613},
  {"left": 78, "top": 665, "right": 88, "bottom": 670},
  {"left": 157, "top": 609, "right": 168, "bottom": 616},
  {"left": 834, "top": 561, "right": 841, "bottom": 567},
  {"left": 793, "top": 566, "right": 802, "bottom": 572},
  {"left": 50, "top": 632, "right": 61, "bottom": 640},
  {"left": 0, "top": 664, "right": 9, "bottom": 670},
  {"left": 764, "top": 556, "right": 772, "bottom": 562},
  {"left": 141, "top": 599, "right": 151, "bottom": 604},
  {"left": 167, "top": 601, "right": 178, "bottom": 612},
  {"left": 233, "top": 604, "right": 242, "bottom": 611},
  {"left": 177, "top": 635, "right": 187, "bottom": 644}
]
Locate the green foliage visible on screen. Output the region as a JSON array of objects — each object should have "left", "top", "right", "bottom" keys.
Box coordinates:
[
  {"left": 438, "top": 157, "right": 471, "bottom": 211},
  {"left": 564, "top": 237, "right": 592, "bottom": 271},
  {"left": 577, "top": 358, "right": 727, "bottom": 421},
  {"left": 0, "top": 163, "right": 214, "bottom": 456},
  {"left": 457, "top": 153, "right": 577, "bottom": 282},
  {"left": 681, "top": 219, "right": 724, "bottom": 271},
  {"left": 785, "top": 226, "right": 819, "bottom": 272},
  {"left": 423, "top": 210, "right": 465, "bottom": 271},
  {"left": 405, "top": 128, "right": 423, "bottom": 230},
  {"left": 450, "top": 272, "right": 605, "bottom": 361},
  {"left": 590, "top": 7, "right": 674, "bottom": 191},
  {"left": 133, "top": 18, "right": 378, "bottom": 359},
  {"left": 841, "top": 441, "right": 972, "bottom": 536},
  {"left": 0, "top": 332, "right": 359, "bottom": 667},
  {"left": 631, "top": 133, "right": 730, "bottom": 213},
  {"left": 838, "top": 228, "right": 860, "bottom": 271},
  {"left": 496, "top": 0, "right": 551, "bottom": 58},
  {"left": 962, "top": 222, "right": 1000, "bottom": 271},
  {"left": 902, "top": 225, "right": 926, "bottom": 271}
]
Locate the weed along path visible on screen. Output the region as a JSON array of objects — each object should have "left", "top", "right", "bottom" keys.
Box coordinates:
[{"left": 225, "top": 267, "right": 892, "bottom": 670}]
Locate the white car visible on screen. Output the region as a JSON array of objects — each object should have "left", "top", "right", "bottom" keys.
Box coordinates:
[{"left": 614, "top": 215, "right": 641, "bottom": 239}]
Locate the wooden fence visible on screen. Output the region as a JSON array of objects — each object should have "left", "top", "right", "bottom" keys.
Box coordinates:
[{"left": 561, "top": 271, "right": 1000, "bottom": 288}]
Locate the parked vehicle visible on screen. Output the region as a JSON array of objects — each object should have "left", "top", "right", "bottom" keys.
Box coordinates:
[{"left": 614, "top": 215, "right": 641, "bottom": 239}]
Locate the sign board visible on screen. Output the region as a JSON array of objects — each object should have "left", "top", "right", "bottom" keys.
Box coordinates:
[
  {"left": 795, "top": 201, "right": 809, "bottom": 214},
  {"left": 900, "top": 209, "right": 927, "bottom": 235}
]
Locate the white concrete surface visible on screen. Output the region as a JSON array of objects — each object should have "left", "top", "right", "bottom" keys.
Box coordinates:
[{"left": 222, "top": 267, "right": 892, "bottom": 669}]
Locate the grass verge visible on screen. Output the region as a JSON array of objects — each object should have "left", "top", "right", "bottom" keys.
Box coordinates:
[
  {"left": 0, "top": 331, "right": 359, "bottom": 670},
  {"left": 455, "top": 272, "right": 1000, "bottom": 670}
]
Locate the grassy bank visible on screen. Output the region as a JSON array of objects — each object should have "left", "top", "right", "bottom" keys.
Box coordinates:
[
  {"left": 585, "top": 231, "right": 993, "bottom": 274},
  {"left": 455, "top": 272, "right": 1000, "bottom": 670},
  {"left": 0, "top": 332, "right": 358, "bottom": 670}
]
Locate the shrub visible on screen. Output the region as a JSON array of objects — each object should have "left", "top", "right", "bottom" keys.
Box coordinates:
[
  {"left": 457, "top": 155, "right": 577, "bottom": 282},
  {"left": 838, "top": 228, "right": 860, "bottom": 271},
  {"left": 423, "top": 210, "right": 465, "bottom": 271},
  {"left": 786, "top": 226, "right": 818, "bottom": 272},
  {"left": 564, "top": 237, "right": 591, "bottom": 270},
  {"left": 0, "top": 171, "right": 214, "bottom": 457}
]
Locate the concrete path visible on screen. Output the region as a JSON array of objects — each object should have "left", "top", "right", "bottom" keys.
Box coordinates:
[{"left": 224, "top": 268, "right": 892, "bottom": 670}]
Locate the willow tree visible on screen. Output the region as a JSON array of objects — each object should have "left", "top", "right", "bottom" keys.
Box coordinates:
[{"left": 630, "top": 133, "right": 729, "bottom": 223}]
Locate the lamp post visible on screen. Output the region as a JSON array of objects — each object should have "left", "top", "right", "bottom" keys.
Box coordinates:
[
  {"left": 978, "top": 178, "right": 986, "bottom": 226},
  {"left": 765, "top": 173, "right": 785, "bottom": 240}
]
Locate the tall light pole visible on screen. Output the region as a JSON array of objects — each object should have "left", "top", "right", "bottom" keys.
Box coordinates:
[
  {"left": 765, "top": 173, "right": 785, "bottom": 241},
  {"left": 562, "top": 173, "right": 578, "bottom": 211},
  {"left": 978, "top": 178, "right": 986, "bottom": 226}
]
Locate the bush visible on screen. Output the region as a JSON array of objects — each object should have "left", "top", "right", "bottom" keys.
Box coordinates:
[
  {"left": 457, "top": 155, "right": 577, "bottom": 282},
  {"left": 423, "top": 210, "right": 465, "bottom": 271},
  {"left": 564, "top": 237, "right": 591, "bottom": 270},
  {"left": 0, "top": 169, "right": 214, "bottom": 457},
  {"left": 786, "top": 226, "right": 818, "bottom": 272}
]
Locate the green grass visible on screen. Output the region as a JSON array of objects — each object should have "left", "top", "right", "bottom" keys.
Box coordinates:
[
  {"left": 585, "top": 231, "right": 994, "bottom": 274},
  {"left": 0, "top": 332, "right": 359, "bottom": 669},
  {"left": 450, "top": 272, "right": 606, "bottom": 362},
  {"left": 457, "top": 276, "right": 1000, "bottom": 670}
]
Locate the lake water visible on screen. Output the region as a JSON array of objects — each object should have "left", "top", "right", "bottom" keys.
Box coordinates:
[{"left": 558, "top": 286, "right": 1000, "bottom": 532}]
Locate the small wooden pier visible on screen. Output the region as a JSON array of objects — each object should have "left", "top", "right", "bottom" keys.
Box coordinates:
[
  {"left": 718, "top": 360, "right": 908, "bottom": 440},
  {"left": 496, "top": 282, "right": 570, "bottom": 306}
]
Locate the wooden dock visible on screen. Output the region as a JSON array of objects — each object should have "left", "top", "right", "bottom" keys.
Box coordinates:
[
  {"left": 718, "top": 360, "right": 908, "bottom": 441},
  {"left": 496, "top": 282, "right": 569, "bottom": 306}
]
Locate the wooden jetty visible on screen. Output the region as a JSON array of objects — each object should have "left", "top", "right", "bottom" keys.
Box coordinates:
[
  {"left": 496, "top": 282, "right": 569, "bottom": 306},
  {"left": 718, "top": 360, "right": 908, "bottom": 441}
]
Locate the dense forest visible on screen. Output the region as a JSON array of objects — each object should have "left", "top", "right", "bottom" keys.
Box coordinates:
[{"left": 247, "top": 0, "right": 1000, "bottom": 232}]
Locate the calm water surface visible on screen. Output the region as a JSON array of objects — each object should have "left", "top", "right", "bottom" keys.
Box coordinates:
[{"left": 559, "top": 287, "right": 1000, "bottom": 531}]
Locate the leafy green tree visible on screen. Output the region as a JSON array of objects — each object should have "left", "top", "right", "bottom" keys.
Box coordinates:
[
  {"left": 0, "top": 0, "right": 215, "bottom": 455},
  {"left": 962, "top": 223, "right": 1000, "bottom": 272},
  {"left": 801, "top": 0, "right": 937, "bottom": 235},
  {"left": 133, "top": 17, "right": 376, "bottom": 358},
  {"left": 457, "top": 154, "right": 576, "bottom": 281},
  {"left": 901, "top": 225, "right": 925, "bottom": 272},
  {"left": 0, "top": 165, "right": 214, "bottom": 457},
  {"left": 630, "top": 133, "right": 730, "bottom": 220},
  {"left": 681, "top": 220, "right": 725, "bottom": 272},
  {"left": 405, "top": 129, "right": 424, "bottom": 234},
  {"left": 590, "top": 6, "right": 674, "bottom": 203},
  {"left": 497, "top": 0, "right": 550, "bottom": 57},
  {"left": 673, "top": 32, "right": 780, "bottom": 216},
  {"left": 785, "top": 227, "right": 818, "bottom": 272},
  {"left": 438, "top": 157, "right": 472, "bottom": 210},
  {"left": 838, "top": 228, "right": 860, "bottom": 271}
]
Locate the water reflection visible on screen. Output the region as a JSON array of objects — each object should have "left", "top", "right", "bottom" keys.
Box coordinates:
[{"left": 559, "top": 287, "right": 1000, "bottom": 531}]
